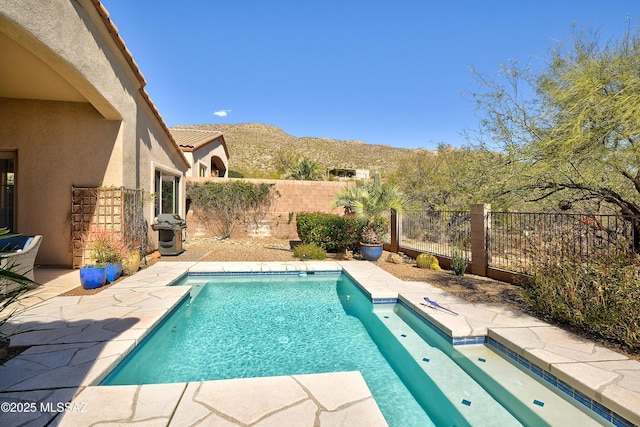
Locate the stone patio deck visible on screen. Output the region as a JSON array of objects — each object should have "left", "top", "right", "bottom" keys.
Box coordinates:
[{"left": 0, "top": 261, "right": 638, "bottom": 426}]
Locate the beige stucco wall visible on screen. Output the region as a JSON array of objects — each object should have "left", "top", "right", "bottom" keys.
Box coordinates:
[
  {"left": 135, "top": 94, "right": 188, "bottom": 219},
  {"left": 0, "top": 0, "right": 189, "bottom": 266},
  {"left": 0, "top": 1, "right": 129, "bottom": 120},
  {"left": 0, "top": 99, "right": 121, "bottom": 265}
]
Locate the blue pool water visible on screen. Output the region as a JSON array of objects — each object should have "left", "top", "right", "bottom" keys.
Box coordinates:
[{"left": 102, "top": 272, "right": 610, "bottom": 426}]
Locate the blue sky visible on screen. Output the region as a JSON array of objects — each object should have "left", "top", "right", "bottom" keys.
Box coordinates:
[{"left": 102, "top": 1, "right": 638, "bottom": 149}]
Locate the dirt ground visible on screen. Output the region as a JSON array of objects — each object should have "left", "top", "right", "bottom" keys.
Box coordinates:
[{"left": 24, "top": 237, "right": 640, "bottom": 362}]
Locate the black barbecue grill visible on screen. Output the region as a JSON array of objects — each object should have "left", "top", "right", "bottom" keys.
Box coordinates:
[{"left": 152, "top": 213, "right": 186, "bottom": 256}]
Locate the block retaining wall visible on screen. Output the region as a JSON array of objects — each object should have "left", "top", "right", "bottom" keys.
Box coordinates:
[{"left": 186, "top": 177, "right": 355, "bottom": 239}]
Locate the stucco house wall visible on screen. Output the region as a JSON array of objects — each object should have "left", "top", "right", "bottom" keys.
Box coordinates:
[
  {"left": 0, "top": 0, "right": 189, "bottom": 266},
  {"left": 170, "top": 129, "right": 229, "bottom": 178},
  {"left": 189, "top": 141, "right": 229, "bottom": 178},
  {"left": 0, "top": 99, "right": 121, "bottom": 266},
  {"left": 136, "top": 95, "right": 188, "bottom": 206}
]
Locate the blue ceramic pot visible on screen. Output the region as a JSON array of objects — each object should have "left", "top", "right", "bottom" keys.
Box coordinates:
[
  {"left": 80, "top": 265, "right": 107, "bottom": 290},
  {"left": 359, "top": 243, "right": 383, "bottom": 261},
  {"left": 105, "top": 262, "right": 123, "bottom": 283}
]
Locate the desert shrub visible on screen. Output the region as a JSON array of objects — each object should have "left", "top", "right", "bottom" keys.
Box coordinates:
[
  {"left": 283, "top": 158, "right": 324, "bottom": 181},
  {"left": 296, "top": 213, "right": 367, "bottom": 252},
  {"left": 523, "top": 254, "right": 640, "bottom": 351},
  {"left": 83, "top": 228, "right": 129, "bottom": 264},
  {"left": 228, "top": 170, "right": 244, "bottom": 178},
  {"left": 451, "top": 248, "right": 467, "bottom": 276},
  {"left": 293, "top": 243, "right": 326, "bottom": 260},
  {"left": 416, "top": 253, "right": 441, "bottom": 270}
]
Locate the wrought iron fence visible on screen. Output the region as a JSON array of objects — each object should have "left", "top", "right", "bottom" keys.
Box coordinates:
[
  {"left": 489, "top": 212, "right": 639, "bottom": 274},
  {"left": 399, "top": 210, "right": 471, "bottom": 259},
  {"left": 393, "top": 208, "right": 639, "bottom": 277}
]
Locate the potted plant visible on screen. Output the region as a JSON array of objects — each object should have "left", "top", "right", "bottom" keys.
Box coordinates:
[
  {"left": 333, "top": 175, "right": 410, "bottom": 261},
  {"left": 79, "top": 264, "right": 107, "bottom": 290},
  {"left": 122, "top": 249, "right": 141, "bottom": 275},
  {"left": 82, "top": 228, "right": 128, "bottom": 285}
]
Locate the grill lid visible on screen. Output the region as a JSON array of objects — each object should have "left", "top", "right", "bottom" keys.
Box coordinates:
[{"left": 152, "top": 213, "right": 187, "bottom": 230}]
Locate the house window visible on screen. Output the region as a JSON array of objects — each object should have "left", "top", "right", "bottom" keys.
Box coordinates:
[
  {"left": 199, "top": 163, "right": 207, "bottom": 177},
  {"left": 154, "top": 170, "right": 180, "bottom": 216}
]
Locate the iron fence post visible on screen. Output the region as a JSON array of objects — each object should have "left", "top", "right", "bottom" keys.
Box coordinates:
[
  {"left": 389, "top": 209, "right": 399, "bottom": 253},
  {"left": 470, "top": 204, "right": 490, "bottom": 276}
]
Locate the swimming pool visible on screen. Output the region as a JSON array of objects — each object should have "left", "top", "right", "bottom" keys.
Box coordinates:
[{"left": 102, "top": 272, "right": 613, "bottom": 426}]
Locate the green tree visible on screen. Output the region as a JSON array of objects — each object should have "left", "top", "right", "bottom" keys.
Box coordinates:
[
  {"left": 273, "top": 148, "right": 297, "bottom": 177},
  {"left": 389, "top": 144, "right": 511, "bottom": 210},
  {"left": 470, "top": 26, "right": 640, "bottom": 218}
]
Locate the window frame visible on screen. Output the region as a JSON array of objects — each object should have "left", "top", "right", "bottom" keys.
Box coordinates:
[{"left": 154, "top": 169, "right": 181, "bottom": 216}]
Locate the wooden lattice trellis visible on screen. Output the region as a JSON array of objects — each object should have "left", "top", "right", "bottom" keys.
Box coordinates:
[{"left": 71, "top": 186, "right": 148, "bottom": 268}]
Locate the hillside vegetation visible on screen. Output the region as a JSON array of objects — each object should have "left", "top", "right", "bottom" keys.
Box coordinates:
[{"left": 177, "top": 123, "right": 426, "bottom": 178}]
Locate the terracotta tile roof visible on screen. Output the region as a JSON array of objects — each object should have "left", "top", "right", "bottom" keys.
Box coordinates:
[
  {"left": 91, "top": 1, "right": 189, "bottom": 168},
  {"left": 171, "top": 128, "right": 230, "bottom": 159}
]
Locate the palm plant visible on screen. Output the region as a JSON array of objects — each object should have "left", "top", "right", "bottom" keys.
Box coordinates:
[
  {"left": 0, "top": 229, "right": 39, "bottom": 360},
  {"left": 0, "top": 262, "right": 35, "bottom": 325},
  {"left": 333, "top": 178, "right": 410, "bottom": 244},
  {"left": 0, "top": 228, "right": 38, "bottom": 287}
]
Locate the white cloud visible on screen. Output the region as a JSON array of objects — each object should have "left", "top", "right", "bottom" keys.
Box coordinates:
[{"left": 213, "top": 109, "right": 231, "bottom": 117}]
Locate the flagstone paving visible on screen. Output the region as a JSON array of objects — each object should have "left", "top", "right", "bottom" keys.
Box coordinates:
[{"left": 0, "top": 261, "right": 638, "bottom": 426}]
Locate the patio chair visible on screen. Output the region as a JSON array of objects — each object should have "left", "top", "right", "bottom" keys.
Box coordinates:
[{"left": 0, "top": 235, "right": 43, "bottom": 282}]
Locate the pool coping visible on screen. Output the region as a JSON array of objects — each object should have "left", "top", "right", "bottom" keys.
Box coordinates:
[{"left": 0, "top": 260, "right": 638, "bottom": 426}]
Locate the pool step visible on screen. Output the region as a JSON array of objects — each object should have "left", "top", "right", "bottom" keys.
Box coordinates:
[
  {"left": 375, "top": 305, "right": 613, "bottom": 427},
  {"left": 373, "top": 306, "right": 523, "bottom": 427},
  {"left": 187, "top": 282, "right": 207, "bottom": 302},
  {"left": 454, "top": 344, "right": 613, "bottom": 427}
]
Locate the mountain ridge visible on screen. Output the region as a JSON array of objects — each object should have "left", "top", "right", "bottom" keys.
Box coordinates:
[{"left": 176, "top": 123, "right": 428, "bottom": 178}]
